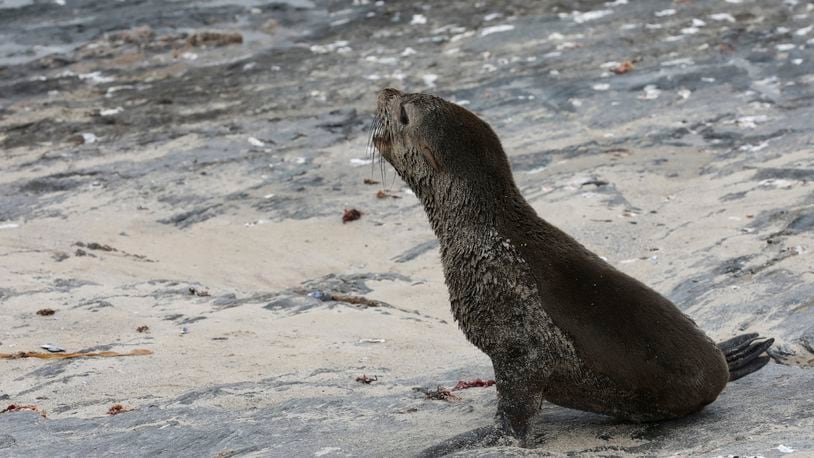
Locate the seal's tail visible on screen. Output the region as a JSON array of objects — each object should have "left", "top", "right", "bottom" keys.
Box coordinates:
[{"left": 717, "top": 333, "right": 774, "bottom": 381}]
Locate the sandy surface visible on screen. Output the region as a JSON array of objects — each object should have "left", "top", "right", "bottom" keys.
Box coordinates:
[{"left": 1, "top": 0, "right": 813, "bottom": 456}]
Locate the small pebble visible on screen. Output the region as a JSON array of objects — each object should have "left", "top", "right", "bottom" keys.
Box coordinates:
[{"left": 40, "top": 344, "right": 65, "bottom": 353}]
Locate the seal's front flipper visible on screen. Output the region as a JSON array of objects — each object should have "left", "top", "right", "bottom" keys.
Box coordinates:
[
  {"left": 416, "top": 425, "right": 512, "bottom": 458},
  {"left": 717, "top": 333, "right": 774, "bottom": 381}
]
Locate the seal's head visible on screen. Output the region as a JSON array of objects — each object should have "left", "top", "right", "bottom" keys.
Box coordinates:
[{"left": 370, "top": 88, "right": 515, "bottom": 200}]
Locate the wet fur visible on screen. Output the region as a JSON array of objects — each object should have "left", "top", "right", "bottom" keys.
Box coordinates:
[{"left": 371, "top": 88, "right": 771, "bottom": 442}]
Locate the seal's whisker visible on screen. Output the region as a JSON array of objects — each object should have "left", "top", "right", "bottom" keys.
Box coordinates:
[
  {"left": 380, "top": 137, "right": 385, "bottom": 184},
  {"left": 365, "top": 112, "right": 391, "bottom": 185},
  {"left": 367, "top": 115, "right": 380, "bottom": 176},
  {"left": 366, "top": 117, "right": 374, "bottom": 155},
  {"left": 374, "top": 116, "right": 387, "bottom": 184},
  {"left": 389, "top": 163, "right": 398, "bottom": 189}
]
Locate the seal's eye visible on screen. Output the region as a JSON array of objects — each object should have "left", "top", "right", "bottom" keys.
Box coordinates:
[{"left": 399, "top": 105, "right": 409, "bottom": 125}]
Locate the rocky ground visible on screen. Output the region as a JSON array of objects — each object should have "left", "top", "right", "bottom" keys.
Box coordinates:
[{"left": 1, "top": 0, "right": 813, "bottom": 456}]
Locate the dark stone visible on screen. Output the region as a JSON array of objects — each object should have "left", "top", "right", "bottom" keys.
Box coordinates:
[
  {"left": 392, "top": 240, "right": 439, "bottom": 263},
  {"left": 785, "top": 212, "right": 814, "bottom": 234},
  {"left": 263, "top": 295, "right": 324, "bottom": 314}
]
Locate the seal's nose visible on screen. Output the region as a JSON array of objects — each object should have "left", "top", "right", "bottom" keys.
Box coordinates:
[{"left": 377, "top": 88, "right": 403, "bottom": 109}]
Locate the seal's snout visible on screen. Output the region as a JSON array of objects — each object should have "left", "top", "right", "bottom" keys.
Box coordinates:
[
  {"left": 377, "top": 87, "right": 403, "bottom": 104},
  {"left": 376, "top": 87, "right": 403, "bottom": 115},
  {"left": 371, "top": 88, "right": 403, "bottom": 157},
  {"left": 369, "top": 89, "right": 400, "bottom": 161}
]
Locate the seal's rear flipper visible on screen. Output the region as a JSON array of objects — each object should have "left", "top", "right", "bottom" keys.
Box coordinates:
[
  {"left": 728, "top": 355, "right": 770, "bottom": 381},
  {"left": 717, "top": 333, "right": 775, "bottom": 381},
  {"left": 717, "top": 333, "right": 759, "bottom": 353},
  {"left": 416, "top": 425, "right": 512, "bottom": 457}
]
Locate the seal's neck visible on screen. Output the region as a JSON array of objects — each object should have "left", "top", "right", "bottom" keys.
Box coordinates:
[{"left": 415, "top": 174, "right": 528, "bottom": 246}]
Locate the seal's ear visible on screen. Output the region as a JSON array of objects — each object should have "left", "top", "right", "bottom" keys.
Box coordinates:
[{"left": 418, "top": 141, "right": 440, "bottom": 171}]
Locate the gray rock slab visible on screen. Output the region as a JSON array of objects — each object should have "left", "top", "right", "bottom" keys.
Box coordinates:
[
  {"left": 0, "top": 364, "right": 811, "bottom": 457},
  {"left": 2, "top": 0, "right": 813, "bottom": 456}
]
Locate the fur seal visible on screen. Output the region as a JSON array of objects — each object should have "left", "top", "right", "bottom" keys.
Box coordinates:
[{"left": 370, "top": 88, "right": 774, "bottom": 451}]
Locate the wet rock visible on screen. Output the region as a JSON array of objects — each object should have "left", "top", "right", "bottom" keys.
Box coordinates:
[
  {"left": 186, "top": 31, "right": 243, "bottom": 47},
  {"left": 300, "top": 273, "right": 410, "bottom": 296},
  {"left": 392, "top": 240, "right": 439, "bottom": 263},
  {"left": 1, "top": 0, "right": 813, "bottom": 455},
  {"left": 0, "top": 364, "right": 811, "bottom": 456},
  {"left": 158, "top": 205, "right": 225, "bottom": 228},
  {"left": 753, "top": 168, "right": 814, "bottom": 182},
  {"left": 800, "top": 330, "right": 814, "bottom": 354},
  {"left": 784, "top": 211, "right": 814, "bottom": 235}
]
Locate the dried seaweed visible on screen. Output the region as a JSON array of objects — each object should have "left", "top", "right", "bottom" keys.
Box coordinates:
[
  {"left": 107, "top": 404, "right": 133, "bottom": 415},
  {"left": 1, "top": 349, "right": 153, "bottom": 360},
  {"left": 342, "top": 208, "right": 362, "bottom": 223},
  {"left": 452, "top": 379, "right": 496, "bottom": 391},
  {"left": 355, "top": 374, "right": 378, "bottom": 384},
  {"left": 1, "top": 404, "right": 47, "bottom": 417},
  {"left": 329, "top": 293, "right": 386, "bottom": 308}
]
